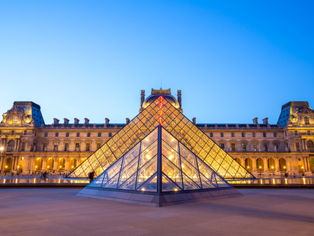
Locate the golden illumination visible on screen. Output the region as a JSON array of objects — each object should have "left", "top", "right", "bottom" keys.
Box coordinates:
[
  {"left": 146, "top": 155, "right": 151, "bottom": 160},
  {"left": 21, "top": 157, "right": 24, "bottom": 160},
  {"left": 259, "top": 166, "right": 262, "bottom": 169},
  {"left": 302, "top": 166, "right": 304, "bottom": 169},
  {"left": 72, "top": 166, "right": 74, "bottom": 168},
  {"left": 284, "top": 166, "right": 286, "bottom": 169},
  {"left": 59, "top": 165, "right": 62, "bottom": 168},
  {"left": 5, "top": 165, "right": 8, "bottom": 168},
  {"left": 169, "top": 155, "right": 173, "bottom": 160},
  {"left": 271, "top": 166, "right": 274, "bottom": 169},
  {"left": 247, "top": 166, "right": 250, "bottom": 168},
  {"left": 141, "top": 188, "right": 145, "bottom": 191},
  {"left": 174, "top": 188, "right": 178, "bottom": 191},
  {"left": 0, "top": 147, "right": 4, "bottom": 151},
  {"left": 17, "top": 166, "right": 20, "bottom": 168},
  {"left": 35, "top": 166, "right": 37, "bottom": 168}
]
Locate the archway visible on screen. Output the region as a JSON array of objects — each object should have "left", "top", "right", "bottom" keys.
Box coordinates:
[
  {"left": 307, "top": 140, "right": 314, "bottom": 152},
  {"left": 69, "top": 158, "right": 77, "bottom": 171},
  {"left": 58, "top": 158, "right": 65, "bottom": 171},
  {"left": 4, "top": 157, "right": 13, "bottom": 172},
  {"left": 46, "top": 158, "right": 54, "bottom": 170},
  {"left": 7, "top": 140, "right": 15, "bottom": 152},
  {"left": 267, "top": 158, "right": 275, "bottom": 172},
  {"left": 35, "top": 157, "right": 43, "bottom": 171},
  {"left": 256, "top": 158, "right": 264, "bottom": 171},
  {"left": 235, "top": 158, "right": 241, "bottom": 165},
  {"left": 279, "top": 158, "right": 287, "bottom": 171},
  {"left": 244, "top": 158, "right": 252, "bottom": 170}
]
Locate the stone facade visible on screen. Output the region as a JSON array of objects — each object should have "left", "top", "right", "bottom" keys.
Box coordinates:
[{"left": 0, "top": 94, "right": 313, "bottom": 177}]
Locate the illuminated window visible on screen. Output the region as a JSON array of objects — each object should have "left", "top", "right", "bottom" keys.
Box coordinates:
[
  {"left": 87, "top": 132, "right": 91, "bottom": 137},
  {"left": 54, "top": 143, "right": 58, "bottom": 151},
  {"left": 263, "top": 132, "right": 266, "bottom": 138},
  {"left": 55, "top": 132, "right": 58, "bottom": 137},
  {"left": 66, "top": 132, "right": 69, "bottom": 137},
  {"left": 109, "top": 132, "right": 112, "bottom": 137},
  {"left": 44, "top": 132, "right": 48, "bottom": 137},
  {"left": 77, "top": 132, "right": 80, "bottom": 137},
  {"left": 98, "top": 132, "right": 101, "bottom": 137},
  {"left": 231, "top": 143, "right": 236, "bottom": 152},
  {"left": 220, "top": 132, "right": 224, "bottom": 137},
  {"left": 305, "top": 117, "right": 309, "bottom": 125},
  {"left": 274, "top": 132, "right": 277, "bottom": 137},
  {"left": 210, "top": 133, "right": 213, "bottom": 137},
  {"left": 253, "top": 143, "right": 257, "bottom": 152},
  {"left": 231, "top": 132, "right": 234, "bottom": 137},
  {"left": 241, "top": 143, "right": 246, "bottom": 152}
]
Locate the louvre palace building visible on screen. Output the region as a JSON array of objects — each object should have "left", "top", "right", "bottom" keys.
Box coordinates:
[{"left": 0, "top": 88, "right": 314, "bottom": 178}]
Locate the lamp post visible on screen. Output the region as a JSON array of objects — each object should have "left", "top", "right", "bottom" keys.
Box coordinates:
[{"left": 259, "top": 166, "right": 262, "bottom": 176}]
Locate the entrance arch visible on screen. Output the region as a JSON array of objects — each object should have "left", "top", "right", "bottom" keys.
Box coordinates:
[
  {"left": 69, "top": 158, "right": 77, "bottom": 171},
  {"left": 267, "top": 158, "right": 275, "bottom": 172},
  {"left": 310, "top": 158, "right": 314, "bottom": 173},
  {"left": 256, "top": 158, "right": 264, "bottom": 171},
  {"left": 279, "top": 158, "right": 287, "bottom": 171},
  {"left": 58, "top": 158, "right": 65, "bottom": 171},
  {"left": 244, "top": 158, "right": 252, "bottom": 170},
  {"left": 4, "top": 157, "right": 13, "bottom": 172},
  {"left": 46, "top": 158, "right": 54, "bottom": 170},
  {"left": 35, "top": 158, "right": 43, "bottom": 171}
]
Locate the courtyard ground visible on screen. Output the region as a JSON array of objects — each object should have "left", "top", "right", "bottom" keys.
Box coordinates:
[{"left": 0, "top": 188, "right": 313, "bottom": 236}]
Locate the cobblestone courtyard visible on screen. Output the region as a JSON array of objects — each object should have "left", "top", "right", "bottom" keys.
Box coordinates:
[{"left": 0, "top": 188, "right": 314, "bottom": 236}]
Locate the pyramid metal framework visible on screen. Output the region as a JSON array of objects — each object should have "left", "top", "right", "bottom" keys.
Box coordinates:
[
  {"left": 89, "top": 126, "right": 230, "bottom": 192},
  {"left": 67, "top": 96, "right": 254, "bottom": 180}
]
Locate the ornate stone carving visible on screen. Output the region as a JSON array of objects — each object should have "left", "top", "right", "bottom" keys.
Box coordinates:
[{"left": 1, "top": 106, "right": 33, "bottom": 126}]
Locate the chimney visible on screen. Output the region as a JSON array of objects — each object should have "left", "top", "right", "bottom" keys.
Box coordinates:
[
  {"left": 84, "top": 118, "right": 90, "bottom": 125},
  {"left": 64, "top": 118, "right": 69, "bottom": 125},
  {"left": 192, "top": 117, "right": 196, "bottom": 125},
  {"left": 177, "top": 90, "right": 182, "bottom": 108},
  {"left": 53, "top": 118, "right": 59, "bottom": 125},
  {"left": 126, "top": 118, "right": 130, "bottom": 124},
  {"left": 105, "top": 118, "right": 109, "bottom": 125},
  {"left": 114, "top": 123, "right": 117, "bottom": 128},
  {"left": 141, "top": 90, "right": 145, "bottom": 107},
  {"left": 74, "top": 118, "right": 79, "bottom": 125},
  {"left": 253, "top": 117, "right": 258, "bottom": 125},
  {"left": 263, "top": 117, "right": 268, "bottom": 125}
]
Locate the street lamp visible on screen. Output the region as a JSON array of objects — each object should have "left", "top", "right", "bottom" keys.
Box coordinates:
[
  {"left": 0, "top": 147, "right": 4, "bottom": 151},
  {"left": 259, "top": 166, "right": 262, "bottom": 175}
]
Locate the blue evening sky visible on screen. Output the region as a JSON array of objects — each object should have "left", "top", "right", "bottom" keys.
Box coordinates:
[{"left": 0, "top": 1, "right": 313, "bottom": 125}]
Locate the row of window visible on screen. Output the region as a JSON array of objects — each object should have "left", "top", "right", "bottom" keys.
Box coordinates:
[
  {"left": 294, "top": 131, "right": 311, "bottom": 135},
  {"left": 210, "top": 132, "right": 276, "bottom": 138},
  {"left": 0, "top": 130, "right": 29, "bottom": 135},
  {"left": 220, "top": 142, "right": 279, "bottom": 152},
  {"left": 43, "top": 142, "right": 102, "bottom": 152},
  {"left": 45, "top": 132, "right": 112, "bottom": 138}
]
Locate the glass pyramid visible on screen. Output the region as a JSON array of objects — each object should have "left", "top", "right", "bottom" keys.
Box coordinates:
[
  {"left": 89, "top": 126, "right": 232, "bottom": 192},
  {"left": 67, "top": 95, "right": 254, "bottom": 180}
]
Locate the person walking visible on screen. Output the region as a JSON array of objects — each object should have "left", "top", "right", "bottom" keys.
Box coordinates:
[{"left": 88, "top": 171, "right": 95, "bottom": 183}]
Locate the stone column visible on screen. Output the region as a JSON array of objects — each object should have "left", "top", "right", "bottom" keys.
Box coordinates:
[
  {"left": 53, "top": 158, "right": 58, "bottom": 172},
  {"left": 65, "top": 158, "right": 69, "bottom": 171},
  {"left": 275, "top": 158, "right": 281, "bottom": 175},
  {"left": 42, "top": 158, "right": 47, "bottom": 171}
]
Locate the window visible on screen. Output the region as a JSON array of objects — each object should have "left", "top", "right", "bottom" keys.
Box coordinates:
[
  {"left": 109, "top": 132, "right": 112, "bottom": 137},
  {"left": 87, "top": 132, "right": 91, "bottom": 137},
  {"left": 231, "top": 143, "right": 236, "bottom": 152},
  {"left": 86, "top": 143, "right": 90, "bottom": 151},
  {"left": 252, "top": 132, "right": 255, "bottom": 137},
  {"left": 263, "top": 132, "right": 266, "bottom": 138},
  {"left": 98, "top": 132, "right": 101, "bottom": 137},
  {"left": 64, "top": 143, "right": 69, "bottom": 151},
  {"left": 253, "top": 143, "right": 257, "bottom": 152},
  {"left": 24, "top": 130, "right": 27, "bottom": 135},
  {"left": 307, "top": 131, "right": 310, "bottom": 135},
  {"left": 11, "top": 131, "right": 15, "bottom": 135},
  {"left": 242, "top": 132, "right": 245, "bottom": 137},
  {"left": 274, "top": 143, "right": 279, "bottom": 151},
  {"left": 263, "top": 143, "right": 268, "bottom": 152},
  {"left": 77, "top": 132, "right": 80, "bottom": 137},
  {"left": 44, "top": 132, "right": 48, "bottom": 137},
  {"left": 220, "top": 143, "right": 225, "bottom": 150},
  {"left": 305, "top": 117, "right": 309, "bottom": 125},
  {"left": 75, "top": 143, "right": 80, "bottom": 151},
  {"left": 34, "top": 132, "right": 37, "bottom": 136},
  {"left": 274, "top": 132, "right": 277, "bottom": 137},
  {"left": 241, "top": 143, "right": 246, "bottom": 152},
  {"left": 231, "top": 132, "right": 234, "bottom": 137},
  {"left": 55, "top": 132, "right": 58, "bottom": 137},
  {"left": 43, "top": 143, "right": 47, "bottom": 151},
  {"left": 210, "top": 133, "right": 213, "bottom": 137},
  {"left": 296, "top": 142, "right": 300, "bottom": 152},
  {"left": 220, "top": 132, "right": 224, "bottom": 137},
  {"left": 97, "top": 143, "right": 101, "bottom": 149},
  {"left": 66, "top": 132, "right": 69, "bottom": 137},
  {"left": 53, "top": 143, "right": 58, "bottom": 151},
  {"left": 295, "top": 131, "right": 298, "bottom": 136},
  {"left": 21, "top": 142, "right": 26, "bottom": 151}
]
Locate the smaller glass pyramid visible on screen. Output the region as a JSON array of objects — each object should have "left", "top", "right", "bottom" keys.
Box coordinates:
[{"left": 89, "top": 126, "right": 231, "bottom": 192}]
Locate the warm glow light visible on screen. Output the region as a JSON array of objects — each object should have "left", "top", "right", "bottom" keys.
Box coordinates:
[
  {"left": 247, "top": 166, "right": 250, "bottom": 168},
  {"left": 259, "top": 166, "right": 262, "bottom": 169},
  {"left": 169, "top": 155, "right": 173, "bottom": 160},
  {"left": 302, "top": 166, "right": 304, "bottom": 169},
  {"left": 284, "top": 166, "right": 286, "bottom": 169},
  {"left": 0, "top": 147, "right": 4, "bottom": 151},
  {"left": 17, "top": 166, "right": 20, "bottom": 168},
  {"left": 48, "top": 166, "right": 50, "bottom": 168},
  {"left": 5, "top": 165, "right": 8, "bottom": 168},
  {"left": 146, "top": 155, "right": 151, "bottom": 160},
  {"left": 141, "top": 188, "right": 145, "bottom": 191},
  {"left": 171, "top": 138, "right": 175, "bottom": 142},
  {"left": 59, "top": 165, "right": 62, "bottom": 168},
  {"left": 271, "top": 166, "right": 274, "bottom": 169},
  {"left": 72, "top": 166, "right": 74, "bottom": 168},
  {"left": 174, "top": 188, "right": 178, "bottom": 191},
  {"left": 21, "top": 157, "right": 24, "bottom": 160},
  {"left": 182, "top": 164, "right": 185, "bottom": 168},
  {"left": 35, "top": 166, "right": 37, "bottom": 168}
]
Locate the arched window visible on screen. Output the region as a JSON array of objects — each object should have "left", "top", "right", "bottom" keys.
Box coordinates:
[
  {"left": 241, "top": 143, "right": 246, "bottom": 152},
  {"left": 245, "top": 158, "right": 252, "bottom": 170},
  {"left": 307, "top": 140, "right": 314, "bottom": 152},
  {"left": 295, "top": 131, "right": 298, "bottom": 136},
  {"left": 24, "top": 130, "right": 27, "bottom": 135},
  {"left": 307, "top": 131, "right": 310, "bottom": 135},
  {"left": 7, "top": 140, "right": 15, "bottom": 152},
  {"left": 47, "top": 158, "right": 54, "bottom": 170},
  {"left": 35, "top": 157, "right": 43, "bottom": 171},
  {"left": 310, "top": 158, "right": 314, "bottom": 173},
  {"left": 256, "top": 158, "right": 264, "bottom": 171},
  {"left": 109, "top": 132, "right": 112, "bottom": 137},
  {"left": 304, "top": 117, "right": 309, "bottom": 125},
  {"left": 58, "top": 158, "right": 65, "bottom": 170},
  {"left": 279, "top": 158, "right": 287, "bottom": 171},
  {"left": 267, "top": 158, "right": 275, "bottom": 171},
  {"left": 69, "top": 158, "right": 77, "bottom": 171}
]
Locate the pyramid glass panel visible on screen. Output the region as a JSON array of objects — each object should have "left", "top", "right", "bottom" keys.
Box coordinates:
[
  {"left": 162, "top": 174, "right": 181, "bottom": 192},
  {"left": 162, "top": 155, "right": 183, "bottom": 189},
  {"left": 119, "top": 174, "right": 137, "bottom": 190},
  {"left": 70, "top": 95, "right": 254, "bottom": 181},
  {"left": 136, "top": 155, "right": 158, "bottom": 189},
  {"left": 137, "top": 173, "right": 157, "bottom": 192}
]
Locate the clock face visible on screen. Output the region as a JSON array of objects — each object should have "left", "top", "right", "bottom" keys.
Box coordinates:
[{"left": 290, "top": 113, "right": 298, "bottom": 123}]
